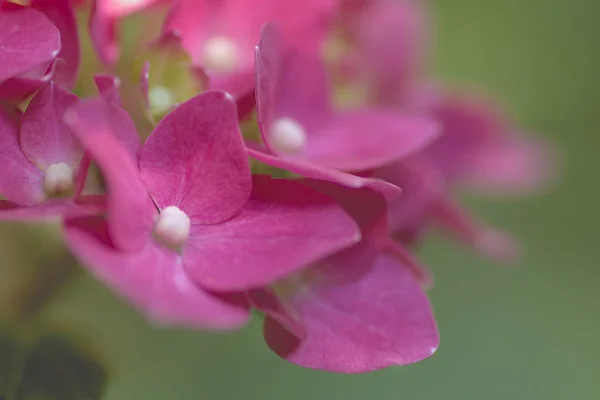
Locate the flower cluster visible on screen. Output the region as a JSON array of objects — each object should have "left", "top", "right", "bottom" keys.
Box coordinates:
[{"left": 0, "top": 0, "right": 553, "bottom": 373}]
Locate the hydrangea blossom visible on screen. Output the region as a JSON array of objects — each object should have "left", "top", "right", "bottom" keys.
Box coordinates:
[
  {"left": 0, "top": 0, "right": 79, "bottom": 101},
  {"left": 63, "top": 88, "right": 360, "bottom": 327},
  {"left": 0, "top": 82, "right": 100, "bottom": 220},
  {"left": 0, "top": 0, "right": 556, "bottom": 374}
]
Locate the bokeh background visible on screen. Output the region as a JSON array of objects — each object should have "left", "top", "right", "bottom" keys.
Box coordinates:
[{"left": 2, "top": 0, "right": 599, "bottom": 398}]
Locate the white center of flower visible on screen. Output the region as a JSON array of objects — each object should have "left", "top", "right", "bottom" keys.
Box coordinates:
[
  {"left": 202, "top": 36, "right": 239, "bottom": 73},
  {"left": 269, "top": 117, "right": 307, "bottom": 154},
  {"left": 149, "top": 85, "right": 175, "bottom": 115},
  {"left": 155, "top": 206, "right": 191, "bottom": 246},
  {"left": 44, "top": 163, "right": 74, "bottom": 196}
]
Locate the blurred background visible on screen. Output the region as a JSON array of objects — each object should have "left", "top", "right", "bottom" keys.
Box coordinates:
[{"left": 2, "top": 0, "right": 599, "bottom": 398}]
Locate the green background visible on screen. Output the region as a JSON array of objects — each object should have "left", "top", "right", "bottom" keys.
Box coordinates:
[{"left": 10, "top": 0, "right": 600, "bottom": 398}]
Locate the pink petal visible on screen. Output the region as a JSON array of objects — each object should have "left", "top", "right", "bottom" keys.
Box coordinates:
[
  {"left": 0, "top": 196, "right": 104, "bottom": 221},
  {"left": 383, "top": 239, "right": 433, "bottom": 288},
  {"left": 64, "top": 215, "right": 250, "bottom": 329},
  {"left": 0, "top": 108, "right": 44, "bottom": 205},
  {"left": 184, "top": 175, "right": 361, "bottom": 291},
  {"left": 165, "top": 0, "right": 335, "bottom": 74},
  {"left": 31, "top": 0, "right": 80, "bottom": 89},
  {"left": 19, "top": 82, "right": 81, "bottom": 170},
  {"left": 64, "top": 99, "right": 155, "bottom": 251},
  {"left": 94, "top": 74, "right": 122, "bottom": 106},
  {"left": 139, "top": 91, "right": 251, "bottom": 224},
  {"left": 89, "top": 5, "right": 118, "bottom": 65},
  {"left": 299, "top": 110, "right": 439, "bottom": 171},
  {"left": 298, "top": 180, "right": 390, "bottom": 284},
  {"left": 374, "top": 160, "right": 442, "bottom": 236},
  {"left": 463, "top": 136, "right": 556, "bottom": 196},
  {"left": 0, "top": 59, "right": 57, "bottom": 103},
  {"left": 350, "top": 0, "right": 429, "bottom": 104},
  {"left": 246, "top": 144, "right": 400, "bottom": 200},
  {"left": 0, "top": 7, "right": 60, "bottom": 82},
  {"left": 264, "top": 253, "right": 439, "bottom": 373},
  {"left": 97, "top": 0, "right": 162, "bottom": 18},
  {"left": 255, "top": 25, "right": 331, "bottom": 147},
  {"left": 257, "top": 25, "right": 438, "bottom": 171},
  {"left": 247, "top": 288, "right": 305, "bottom": 339},
  {"left": 430, "top": 195, "right": 520, "bottom": 263}
]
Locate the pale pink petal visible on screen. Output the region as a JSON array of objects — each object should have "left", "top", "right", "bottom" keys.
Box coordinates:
[
  {"left": 64, "top": 215, "right": 250, "bottom": 329},
  {"left": 0, "top": 7, "right": 60, "bottom": 81},
  {"left": 184, "top": 175, "right": 361, "bottom": 291},
  {"left": 19, "top": 82, "right": 81, "bottom": 170},
  {"left": 31, "top": 0, "right": 80, "bottom": 89},
  {"left": 139, "top": 91, "right": 251, "bottom": 224},
  {"left": 463, "top": 136, "right": 556, "bottom": 196},
  {"left": 97, "top": 0, "right": 161, "bottom": 18},
  {"left": 264, "top": 253, "right": 439, "bottom": 373},
  {"left": 64, "top": 99, "right": 155, "bottom": 251},
  {"left": 246, "top": 144, "right": 400, "bottom": 200},
  {"left": 0, "top": 109, "right": 44, "bottom": 205},
  {"left": 299, "top": 110, "right": 439, "bottom": 171}
]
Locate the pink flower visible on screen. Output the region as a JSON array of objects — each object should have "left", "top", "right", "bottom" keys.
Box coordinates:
[
  {"left": 63, "top": 87, "right": 361, "bottom": 327},
  {"left": 252, "top": 182, "right": 438, "bottom": 372},
  {"left": 338, "top": 0, "right": 429, "bottom": 106},
  {"left": 375, "top": 159, "right": 520, "bottom": 262},
  {"left": 421, "top": 91, "right": 556, "bottom": 197},
  {"left": 163, "top": 0, "right": 337, "bottom": 97},
  {"left": 254, "top": 24, "right": 438, "bottom": 171},
  {"left": 246, "top": 24, "right": 432, "bottom": 197},
  {"left": 0, "top": 82, "right": 101, "bottom": 220},
  {"left": 0, "top": 1, "right": 79, "bottom": 101}
]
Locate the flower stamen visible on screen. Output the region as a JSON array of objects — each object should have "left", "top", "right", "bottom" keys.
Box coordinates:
[
  {"left": 44, "top": 163, "right": 74, "bottom": 197},
  {"left": 269, "top": 117, "right": 307, "bottom": 154}
]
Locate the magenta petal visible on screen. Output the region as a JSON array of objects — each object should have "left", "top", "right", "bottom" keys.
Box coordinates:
[
  {"left": 301, "top": 110, "right": 439, "bottom": 171},
  {"left": 64, "top": 99, "right": 154, "bottom": 251},
  {"left": 431, "top": 196, "right": 520, "bottom": 263},
  {"left": 353, "top": 0, "right": 428, "bottom": 103},
  {"left": 299, "top": 181, "right": 390, "bottom": 284},
  {"left": 256, "top": 25, "right": 331, "bottom": 148},
  {"left": 0, "top": 7, "right": 60, "bottom": 82},
  {"left": 139, "top": 91, "right": 251, "bottom": 224},
  {"left": 246, "top": 144, "right": 400, "bottom": 200},
  {"left": 184, "top": 175, "right": 361, "bottom": 291},
  {"left": 20, "top": 82, "right": 81, "bottom": 169},
  {"left": 0, "top": 109, "right": 44, "bottom": 205},
  {"left": 31, "top": 0, "right": 80, "bottom": 89},
  {"left": 64, "top": 215, "right": 250, "bottom": 329},
  {"left": 0, "top": 197, "right": 103, "bottom": 221},
  {"left": 264, "top": 253, "right": 439, "bottom": 372},
  {"left": 0, "top": 61, "right": 56, "bottom": 103},
  {"left": 89, "top": 7, "right": 118, "bottom": 65}
]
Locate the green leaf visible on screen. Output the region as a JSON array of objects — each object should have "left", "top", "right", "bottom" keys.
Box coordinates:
[{"left": 0, "top": 328, "right": 108, "bottom": 400}]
